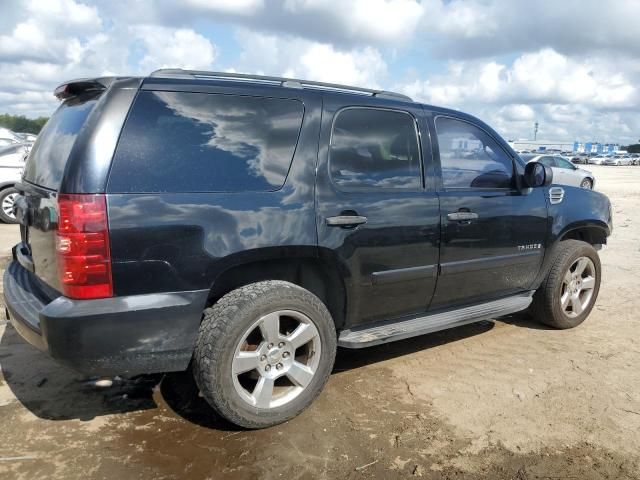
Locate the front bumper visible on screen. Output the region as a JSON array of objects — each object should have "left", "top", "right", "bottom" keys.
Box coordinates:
[{"left": 4, "top": 260, "right": 208, "bottom": 376}]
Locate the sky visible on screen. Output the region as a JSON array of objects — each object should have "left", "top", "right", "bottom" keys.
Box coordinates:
[{"left": 1, "top": 0, "right": 639, "bottom": 144}]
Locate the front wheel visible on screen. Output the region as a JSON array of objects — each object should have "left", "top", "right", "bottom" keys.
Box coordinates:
[
  {"left": 193, "top": 281, "right": 337, "bottom": 429},
  {"left": 531, "top": 240, "right": 601, "bottom": 329},
  {"left": 0, "top": 187, "right": 19, "bottom": 224},
  {"left": 580, "top": 178, "right": 593, "bottom": 189}
]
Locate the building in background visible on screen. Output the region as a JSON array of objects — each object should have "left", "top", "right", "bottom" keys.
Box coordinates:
[{"left": 509, "top": 139, "right": 621, "bottom": 154}]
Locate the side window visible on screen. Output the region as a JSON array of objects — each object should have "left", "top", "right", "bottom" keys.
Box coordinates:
[
  {"left": 555, "top": 157, "right": 574, "bottom": 169},
  {"left": 108, "top": 91, "right": 304, "bottom": 193},
  {"left": 330, "top": 108, "right": 421, "bottom": 191},
  {"left": 539, "top": 156, "right": 557, "bottom": 167},
  {"left": 435, "top": 117, "right": 514, "bottom": 189}
]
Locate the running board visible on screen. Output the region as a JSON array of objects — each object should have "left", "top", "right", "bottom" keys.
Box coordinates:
[{"left": 338, "top": 292, "right": 534, "bottom": 348}]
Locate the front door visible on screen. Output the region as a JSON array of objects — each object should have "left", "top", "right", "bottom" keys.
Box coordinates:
[
  {"left": 316, "top": 99, "right": 440, "bottom": 327},
  {"left": 430, "top": 114, "right": 548, "bottom": 309}
]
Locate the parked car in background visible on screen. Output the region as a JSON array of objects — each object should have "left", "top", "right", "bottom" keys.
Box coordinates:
[
  {"left": 520, "top": 154, "right": 595, "bottom": 189},
  {"left": 0, "top": 143, "right": 29, "bottom": 223},
  {"left": 570, "top": 154, "right": 588, "bottom": 164},
  {"left": 588, "top": 156, "right": 607, "bottom": 165},
  {"left": 603, "top": 155, "right": 633, "bottom": 166},
  {"left": 15, "top": 132, "right": 37, "bottom": 143}
]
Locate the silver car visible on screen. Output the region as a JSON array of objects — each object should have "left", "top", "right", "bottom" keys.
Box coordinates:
[
  {"left": 604, "top": 155, "right": 633, "bottom": 166},
  {"left": 521, "top": 154, "right": 595, "bottom": 189}
]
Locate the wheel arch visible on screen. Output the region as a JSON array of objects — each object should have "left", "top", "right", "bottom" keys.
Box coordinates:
[
  {"left": 558, "top": 222, "right": 609, "bottom": 246},
  {"left": 207, "top": 247, "right": 347, "bottom": 330},
  {"left": 531, "top": 223, "right": 607, "bottom": 290}
]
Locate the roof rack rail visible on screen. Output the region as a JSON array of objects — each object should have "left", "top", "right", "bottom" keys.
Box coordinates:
[{"left": 149, "top": 69, "right": 413, "bottom": 102}]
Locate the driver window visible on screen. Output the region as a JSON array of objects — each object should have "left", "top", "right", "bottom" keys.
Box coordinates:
[{"left": 435, "top": 117, "right": 514, "bottom": 189}]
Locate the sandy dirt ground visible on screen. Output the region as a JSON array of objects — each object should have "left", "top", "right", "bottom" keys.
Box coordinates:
[{"left": 0, "top": 165, "right": 639, "bottom": 479}]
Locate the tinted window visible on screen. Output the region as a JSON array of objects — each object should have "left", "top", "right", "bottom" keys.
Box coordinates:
[
  {"left": 435, "top": 117, "right": 514, "bottom": 189},
  {"left": 108, "top": 91, "right": 304, "bottom": 193},
  {"left": 539, "top": 156, "right": 557, "bottom": 167},
  {"left": 23, "top": 93, "right": 99, "bottom": 189},
  {"left": 555, "top": 157, "right": 574, "bottom": 169},
  {"left": 330, "top": 108, "right": 421, "bottom": 190}
]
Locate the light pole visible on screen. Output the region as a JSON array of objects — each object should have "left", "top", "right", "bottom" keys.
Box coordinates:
[{"left": 534, "top": 121, "right": 539, "bottom": 141}]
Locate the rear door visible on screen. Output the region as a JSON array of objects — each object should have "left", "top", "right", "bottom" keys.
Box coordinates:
[
  {"left": 316, "top": 98, "right": 440, "bottom": 327},
  {"left": 429, "top": 113, "right": 547, "bottom": 309}
]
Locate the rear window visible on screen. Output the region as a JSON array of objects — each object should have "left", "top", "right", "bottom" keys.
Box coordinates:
[
  {"left": 108, "top": 91, "right": 304, "bottom": 193},
  {"left": 23, "top": 93, "right": 99, "bottom": 190}
]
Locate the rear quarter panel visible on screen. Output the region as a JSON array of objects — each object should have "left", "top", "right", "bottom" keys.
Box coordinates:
[{"left": 106, "top": 85, "right": 322, "bottom": 296}]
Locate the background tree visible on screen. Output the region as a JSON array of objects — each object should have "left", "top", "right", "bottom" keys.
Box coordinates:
[
  {"left": 624, "top": 144, "right": 640, "bottom": 153},
  {"left": 0, "top": 114, "right": 49, "bottom": 134}
]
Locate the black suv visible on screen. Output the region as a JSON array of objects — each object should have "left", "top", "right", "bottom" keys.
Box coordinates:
[{"left": 5, "top": 70, "right": 612, "bottom": 428}]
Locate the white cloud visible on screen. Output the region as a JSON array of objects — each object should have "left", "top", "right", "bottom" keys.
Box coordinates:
[
  {"left": 399, "top": 48, "right": 639, "bottom": 142},
  {"left": 184, "top": 0, "right": 264, "bottom": 15},
  {"left": 133, "top": 26, "right": 217, "bottom": 71},
  {"left": 282, "top": 0, "right": 423, "bottom": 44},
  {"left": 500, "top": 104, "right": 535, "bottom": 122},
  {"left": 402, "top": 49, "right": 638, "bottom": 110},
  {"left": 235, "top": 30, "right": 387, "bottom": 88},
  {"left": 162, "top": 0, "right": 423, "bottom": 47},
  {"left": 26, "top": 0, "right": 101, "bottom": 32},
  {"left": 296, "top": 44, "right": 386, "bottom": 86},
  {"left": 0, "top": 2, "right": 218, "bottom": 116},
  {"left": 421, "top": 0, "right": 640, "bottom": 59}
]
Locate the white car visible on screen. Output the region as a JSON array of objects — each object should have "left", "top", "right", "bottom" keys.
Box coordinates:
[
  {"left": 521, "top": 154, "right": 595, "bottom": 189},
  {"left": 0, "top": 143, "right": 29, "bottom": 223},
  {"left": 603, "top": 155, "right": 634, "bottom": 166},
  {"left": 587, "top": 156, "right": 607, "bottom": 165}
]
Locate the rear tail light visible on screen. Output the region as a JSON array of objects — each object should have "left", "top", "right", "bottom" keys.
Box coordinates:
[{"left": 56, "top": 194, "right": 113, "bottom": 299}]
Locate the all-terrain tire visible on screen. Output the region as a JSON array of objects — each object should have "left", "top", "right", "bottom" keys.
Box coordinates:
[
  {"left": 193, "top": 281, "right": 337, "bottom": 429},
  {"left": 531, "top": 240, "right": 601, "bottom": 329}
]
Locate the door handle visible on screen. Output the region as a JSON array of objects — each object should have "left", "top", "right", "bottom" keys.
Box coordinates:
[
  {"left": 326, "top": 215, "right": 368, "bottom": 227},
  {"left": 447, "top": 211, "right": 479, "bottom": 221}
]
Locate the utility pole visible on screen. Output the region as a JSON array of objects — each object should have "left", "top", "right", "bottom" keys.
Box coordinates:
[{"left": 534, "top": 121, "right": 539, "bottom": 141}]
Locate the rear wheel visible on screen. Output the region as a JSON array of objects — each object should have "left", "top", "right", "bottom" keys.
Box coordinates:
[
  {"left": 0, "top": 187, "right": 19, "bottom": 224},
  {"left": 531, "top": 240, "right": 601, "bottom": 329},
  {"left": 193, "top": 281, "right": 337, "bottom": 429},
  {"left": 580, "top": 178, "right": 593, "bottom": 189}
]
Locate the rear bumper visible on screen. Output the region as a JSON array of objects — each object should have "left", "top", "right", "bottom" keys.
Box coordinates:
[{"left": 4, "top": 260, "right": 208, "bottom": 376}]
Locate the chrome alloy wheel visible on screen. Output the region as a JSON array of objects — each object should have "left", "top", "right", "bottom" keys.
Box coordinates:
[
  {"left": 2, "top": 192, "right": 17, "bottom": 220},
  {"left": 232, "top": 310, "right": 321, "bottom": 409},
  {"left": 560, "top": 257, "right": 596, "bottom": 318}
]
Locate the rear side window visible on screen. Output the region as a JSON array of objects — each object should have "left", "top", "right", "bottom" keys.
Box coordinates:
[
  {"left": 435, "top": 117, "right": 514, "bottom": 189},
  {"left": 108, "top": 91, "right": 304, "bottom": 193},
  {"left": 23, "top": 93, "right": 99, "bottom": 190},
  {"left": 329, "top": 108, "right": 421, "bottom": 191}
]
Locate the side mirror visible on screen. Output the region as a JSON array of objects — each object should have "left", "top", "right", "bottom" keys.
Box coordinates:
[{"left": 523, "top": 161, "right": 553, "bottom": 188}]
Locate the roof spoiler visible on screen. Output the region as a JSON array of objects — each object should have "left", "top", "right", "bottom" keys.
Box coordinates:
[{"left": 53, "top": 77, "right": 115, "bottom": 100}]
